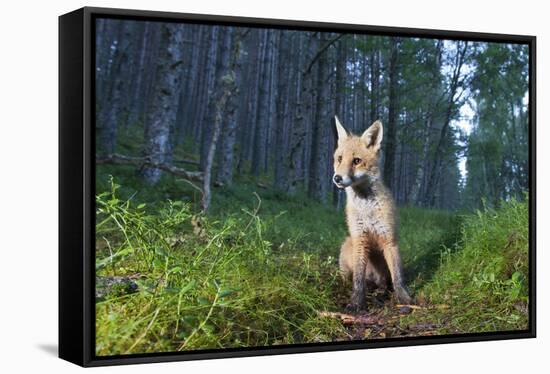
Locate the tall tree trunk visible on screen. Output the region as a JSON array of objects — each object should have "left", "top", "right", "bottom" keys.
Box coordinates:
[
  {"left": 273, "top": 31, "right": 291, "bottom": 190},
  {"left": 370, "top": 41, "right": 380, "bottom": 122},
  {"left": 140, "top": 25, "right": 162, "bottom": 131},
  {"left": 203, "top": 29, "right": 242, "bottom": 211},
  {"left": 265, "top": 34, "right": 278, "bottom": 174},
  {"left": 352, "top": 35, "right": 359, "bottom": 132},
  {"left": 409, "top": 41, "right": 442, "bottom": 204},
  {"left": 362, "top": 35, "right": 369, "bottom": 126},
  {"left": 118, "top": 22, "right": 143, "bottom": 130},
  {"left": 175, "top": 25, "right": 200, "bottom": 145},
  {"left": 189, "top": 26, "right": 209, "bottom": 150},
  {"left": 288, "top": 33, "right": 314, "bottom": 194},
  {"left": 308, "top": 34, "right": 330, "bottom": 203},
  {"left": 96, "top": 19, "right": 117, "bottom": 125},
  {"left": 251, "top": 30, "right": 271, "bottom": 176},
  {"left": 127, "top": 22, "right": 152, "bottom": 127},
  {"left": 95, "top": 18, "right": 107, "bottom": 102},
  {"left": 422, "top": 41, "right": 468, "bottom": 206},
  {"left": 236, "top": 30, "right": 261, "bottom": 173},
  {"left": 215, "top": 31, "right": 246, "bottom": 186},
  {"left": 141, "top": 24, "right": 185, "bottom": 184},
  {"left": 98, "top": 23, "right": 131, "bottom": 155},
  {"left": 234, "top": 35, "right": 252, "bottom": 174},
  {"left": 199, "top": 27, "right": 221, "bottom": 169},
  {"left": 332, "top": 36, "right": 347, "bottom": 208},
  {"left": 383, "top": 38, "right": 400, "bottom": 191}
]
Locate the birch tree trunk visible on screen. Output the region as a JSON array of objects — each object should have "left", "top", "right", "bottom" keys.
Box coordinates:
[
  {"left": 141, "top": 24, "right": 185, "bottom": 185},
  {"left": 199, "top": 27, "right": 220, "bottom": 169},
  {"left": 203, "top": 29, "right": 243, "bottom": 211},
  {"left": 215, "top": 30, "right": 246, "bottom": 186},
  {"left": 308, "top": 34, "right": 330, "bottom": 203}
]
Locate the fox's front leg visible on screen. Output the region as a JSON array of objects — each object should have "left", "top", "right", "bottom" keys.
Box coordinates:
[
  {"left": 339, "top": 236, "right": 353, "bottom": 283},
  {"left": 382, "top": 240, "right": 412, "bottom": 304},
  {"left": 348, "top": 235, "right": 368, "bottom": 312}
]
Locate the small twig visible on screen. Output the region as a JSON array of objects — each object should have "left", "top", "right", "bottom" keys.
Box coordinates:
[
  {"left": 318, "top": 311, "right": 383, "bottom": 326},
  {"left": 244, "top": 192, "right": 262, "bottom": 232},
  {"left": 395, "top": 304, "right": 424, "bottom": 310}
]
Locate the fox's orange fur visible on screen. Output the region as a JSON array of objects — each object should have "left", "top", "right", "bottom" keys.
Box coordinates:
[{"left": 333, "top": 116, "right": 411, "bottom": 311}]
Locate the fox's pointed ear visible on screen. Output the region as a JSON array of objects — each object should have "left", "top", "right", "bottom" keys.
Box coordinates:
[
  {"left": 334, "top": 116, "right": 349, "bottom": 142},
  {"left": 361, "top": 120, "right": 383, "bottom": 150}
]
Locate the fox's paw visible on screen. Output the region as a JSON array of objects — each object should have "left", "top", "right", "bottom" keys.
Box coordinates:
[{"left": 394, "top": 287, "right": 412, "bottom": 305}]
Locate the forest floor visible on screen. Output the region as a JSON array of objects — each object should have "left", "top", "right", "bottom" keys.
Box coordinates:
[{"left": 94, "top": 165, "right": 529, "bottom": 356}]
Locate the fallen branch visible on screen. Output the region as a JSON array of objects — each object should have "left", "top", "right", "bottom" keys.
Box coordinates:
[
  {"left": 97, "top": 153, "right": 203, "bottom": 182},
  {"left": 177, "top": 178, "right": 204, "bottom": 196},
  {"left": 318, "top": 311, "right": 383, "bottom": 326}
]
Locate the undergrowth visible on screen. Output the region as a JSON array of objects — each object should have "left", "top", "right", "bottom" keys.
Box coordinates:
[
  {"left": 95, "top": 177, "right": 346, "bottom": 355},
  {"left": 95, "top": 172, "right": 530, "bottom": 355},
  {"left": 400, "top": 198, "right": 529, "bottom": 333}
]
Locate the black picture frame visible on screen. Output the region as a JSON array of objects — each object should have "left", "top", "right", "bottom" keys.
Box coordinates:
[{"left": 59, "top": 6, "right": 536, "bottom": 367}]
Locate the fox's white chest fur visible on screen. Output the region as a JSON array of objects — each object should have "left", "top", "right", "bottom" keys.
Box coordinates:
[{"left": 345, "top": 186, "right": 392, "bottom": 238}]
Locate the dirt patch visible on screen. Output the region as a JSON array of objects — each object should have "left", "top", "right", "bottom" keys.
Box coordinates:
[{"left": 321, "top": 295, "right": 450, "bottom": 340}]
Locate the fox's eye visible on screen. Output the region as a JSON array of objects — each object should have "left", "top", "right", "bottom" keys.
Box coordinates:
[
  {"left": 353, "top": 157, "right": 362, "bottom": 165},
  {"left": 337, "top": 155, "right": 342, "bottom": 163}
]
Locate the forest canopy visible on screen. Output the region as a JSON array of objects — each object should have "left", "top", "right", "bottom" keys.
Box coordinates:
[{"left": 95, "top": 19, "right": 530, "bottom": 211}]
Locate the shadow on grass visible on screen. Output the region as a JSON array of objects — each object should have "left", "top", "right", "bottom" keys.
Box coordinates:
[{"left": 398, "top": 208, "right": 463, "bottom": 293}]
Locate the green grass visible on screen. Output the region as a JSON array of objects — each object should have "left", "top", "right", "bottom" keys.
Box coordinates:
[
  {"left": 399, "top": 198, "right": 529, "bottom": 334},
  {"left": 399, "top": 206, "right": 462, "bottom": 291},
  {"left": 95, "top": 176, "right": 347, "bottom": 355},
  {"left": 95, "top": 169, "right": 529, "bottom": 355}
]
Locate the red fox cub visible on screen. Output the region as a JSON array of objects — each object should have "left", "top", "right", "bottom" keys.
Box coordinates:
[{"left": 333, "top": 116, "right": 411, "bottom": 311}]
